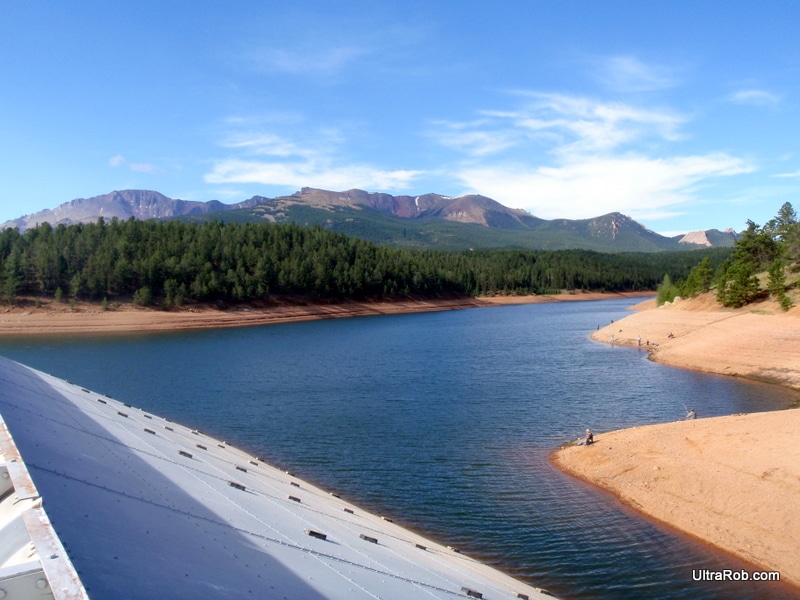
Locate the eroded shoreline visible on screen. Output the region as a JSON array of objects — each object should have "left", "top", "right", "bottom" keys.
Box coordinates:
[
  {"left": 553, "top": 411, "right": 800, "bottom": 588},
  {"left": 0, "top": 291, "right": 652, "bottom": 336},
  {"left": 555, "top": 294, "right": 800, "bottom": 588}
]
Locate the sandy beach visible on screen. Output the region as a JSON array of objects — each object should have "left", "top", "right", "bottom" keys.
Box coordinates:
[
  {"left": 554, "top": 411, "right": 800, "bottom": 587},
  {"left": 592, "top": 293, "right": 800, "bottom": 391},
  {"left": 556, "top": 293, "right": 800, "bottom": 587},
  {"left": 0, "top": 290, "right": 651, "bottom": 336}
]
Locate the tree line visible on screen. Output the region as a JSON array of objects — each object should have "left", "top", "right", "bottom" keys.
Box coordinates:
[
  {"left": 658, "top": 202, "right": 799, "bottom": 310},
  {"left": 0, "top": 217, "right": 727, "bottom": 308}
]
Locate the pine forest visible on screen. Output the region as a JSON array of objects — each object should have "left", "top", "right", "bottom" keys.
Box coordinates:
[{"left": 0, "top": 217, "right": 731, "bottom": 308}]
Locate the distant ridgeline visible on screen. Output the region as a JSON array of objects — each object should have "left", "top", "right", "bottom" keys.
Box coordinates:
[
  {"left": 657, "top": 202, "right": 800, "bottom": 311},
  {"left": 1, "top": 188, "right": 739, "bottom": 253},
  {"left": 0, "top": 218, "right": 730, "bottom": 307}
]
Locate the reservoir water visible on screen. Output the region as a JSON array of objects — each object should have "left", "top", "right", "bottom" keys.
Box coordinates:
[{"left": 1, "top": 298, "right": 797, "bottom": 599}]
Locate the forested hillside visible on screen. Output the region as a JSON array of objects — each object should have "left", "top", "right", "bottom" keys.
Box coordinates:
[
  {"left": 714, "top": 202, "right": 799, "bottom": 309},
  {"left": 657, "top": 202, "right": 800, "bottom": 311},
  {"left": 0, "top": 218, "right": 728, "bottom": 308}
]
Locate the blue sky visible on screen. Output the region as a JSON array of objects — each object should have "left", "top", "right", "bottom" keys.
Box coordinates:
[{"left": 2, "top": 2, "right": 799, "bottom": 235}]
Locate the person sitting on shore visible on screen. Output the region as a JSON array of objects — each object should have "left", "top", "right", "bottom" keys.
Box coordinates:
[
  {"left": 577, "top": 428, "right": 594, "bottom": 445},
  {"left": 685, "top": 408, "right": 696, "bottom": 420}
]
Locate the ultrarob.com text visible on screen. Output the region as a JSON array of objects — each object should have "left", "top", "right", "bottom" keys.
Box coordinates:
[{"left": 692, "top": 569, "right": 780, "bottom": 582}]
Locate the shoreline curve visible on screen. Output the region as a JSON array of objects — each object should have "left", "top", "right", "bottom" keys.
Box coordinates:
[
  {"left": 552, "top": 411, "right": 800, "bottom": 588},
  {"left": 0, "top": 291, "right": 653, "bottom": 337},
  {"left": 556, "top": 292, "right": 800, "bottom": 589}
]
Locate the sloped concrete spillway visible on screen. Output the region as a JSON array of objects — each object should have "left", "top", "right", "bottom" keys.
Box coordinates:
[{"left": 0, "top": 356, "right": 555, "bottom": 600}]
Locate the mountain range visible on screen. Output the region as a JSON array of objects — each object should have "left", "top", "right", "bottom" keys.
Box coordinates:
[{"left": 2, "top": 188, "right": 738, "bottom": 253}]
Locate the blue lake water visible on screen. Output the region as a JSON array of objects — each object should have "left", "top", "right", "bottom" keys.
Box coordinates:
[{"left": 1, "top": 298, "right": 798, "bottom": 599}]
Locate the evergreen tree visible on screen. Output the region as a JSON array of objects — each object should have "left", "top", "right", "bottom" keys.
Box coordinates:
[
  {"left": 765, "top": 202, "right": 797, "bottom": 247},
  {"left": 133, "top": 286, "right": 153, "bottom": 306},
  {"left": 679, "top": 257, "right": 713, "bottom": 298},
  {"left": 767, "top": 259, "right": 792, "bottom": 311},
  {"left": 656, "top": 274, "right": 680, "bottom": 306},
  {"left": 735, "top": 220, "right": 779, "bottom": 269},
  {"left": 3, "top": 248, "right": 23, "bottom": 303},
  {"left": 716, "top": 259, "right": 760, "bottom": 308},
  {"left": 766, "top": 202, "right": 800, "bottom": 267}
]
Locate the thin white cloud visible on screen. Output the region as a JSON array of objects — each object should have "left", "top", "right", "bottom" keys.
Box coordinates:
[
  {"left": 206, "top": 158, "right": 421, "bottom": 191},
  {"left": 434, "top": 93, "right": 685, "bottom": 158},
  {"left": 431, "top": 91, "right": 753, "bottom": 222},
  {"left": 520, "top": 94, "right": 684, "bottom": 156},
  {"left": 593, "top": 55, "right": 681, "bottom": 93},
  {"left": 130, "top": 163, "right": 158, "bottom": 173},
  {"left": 220, "top": 132, "right": 315, "bottom": 158},
  {"left": 253, "top": 44, "right": 369, "bottom": 76},
  {"left": 108, "top": 154, "right": 159, "bottom": 174},
  {"left": 430, "top": 119, "right": 519, "bottom": 157},
  {"left": 727, "top": 89, "right": 781, "bottom": 107},
  {"left": 206, "top": 124, "right": 422, "bottom": 191},
  {"left": 240, "top": 15, "right": 425, "bottom": 80},
  {"left": 457, "top": 154, "right": 752, "bottom": 220},
  {"left": 774, "top": 169, "right": 800, "bottom": 178}
]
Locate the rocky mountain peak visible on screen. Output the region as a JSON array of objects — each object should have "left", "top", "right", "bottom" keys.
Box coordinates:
[{"left": 679, "top": 231, "right": 712, "bottom": 246}]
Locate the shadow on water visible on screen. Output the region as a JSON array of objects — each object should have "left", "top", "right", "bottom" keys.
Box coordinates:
[{"left": 1, "top": 298, "right": 798, "bottom": 599}]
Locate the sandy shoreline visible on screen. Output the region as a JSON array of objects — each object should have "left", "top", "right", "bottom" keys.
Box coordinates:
[
  {"left": 592, "top": 294, "right": 800, "bottom": 391},
  {"left": 0, "top": 291, "right": 652, "bottom": 336},
  {"left": 555, "top": 294, "right": 800, "bottom": 588},
  {"left": 553, "top": 411, "right": 800, "bottom": 587}
]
